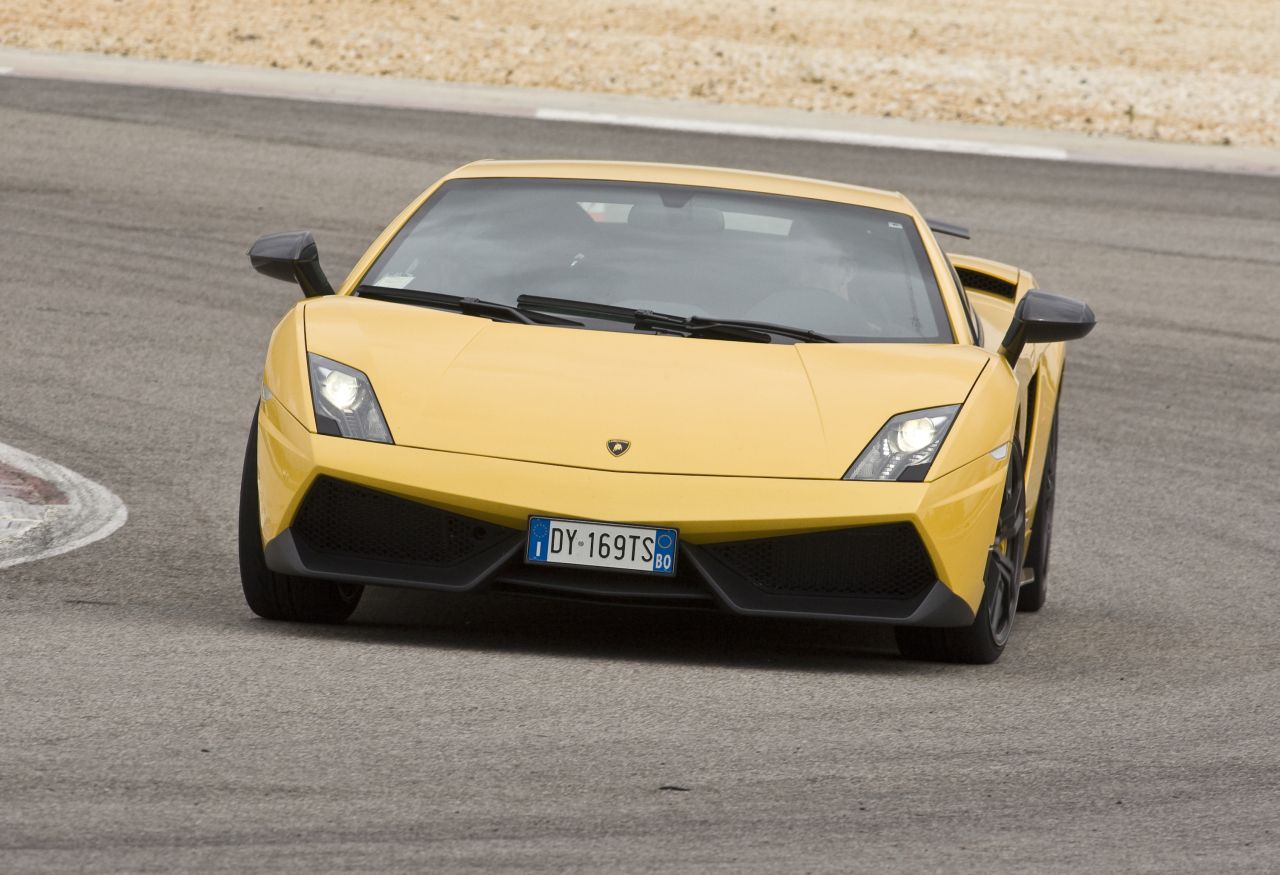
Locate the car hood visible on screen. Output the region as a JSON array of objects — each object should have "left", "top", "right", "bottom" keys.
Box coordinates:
[{"left": 303, "top": 296, "right": 991, "bottom": 479}]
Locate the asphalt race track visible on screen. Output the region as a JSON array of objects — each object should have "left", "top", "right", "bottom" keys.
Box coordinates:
[{"left": 1, "top": 77, "right": 1278, "bottom": 872}]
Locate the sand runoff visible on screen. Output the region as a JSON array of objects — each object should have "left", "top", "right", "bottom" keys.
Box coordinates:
[{"left": 4, "top": 0, "right": 1277, "bottom": 147}]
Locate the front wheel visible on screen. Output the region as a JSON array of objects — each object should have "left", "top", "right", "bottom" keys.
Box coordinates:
[
  {"left": 895, "top": 443, "right": 1026, "bottom": 664},
  {"left": 238, "top": 410, "right": 363, "bottom": 623}
]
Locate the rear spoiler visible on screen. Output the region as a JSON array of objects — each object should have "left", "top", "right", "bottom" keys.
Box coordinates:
[{"left": 926, "top": 218, "right": 970, "bottom": 240}]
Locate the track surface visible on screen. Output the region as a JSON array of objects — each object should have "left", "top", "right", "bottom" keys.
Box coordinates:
[{"left": 1, "top": 78, "right": 1277, "bottom": 872}]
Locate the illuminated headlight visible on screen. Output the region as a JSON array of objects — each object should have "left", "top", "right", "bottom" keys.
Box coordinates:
[
  {"left": 307, "top": 353, "right": 392, "bottom": 443},
  {"left": 844, "top": 405, "right": 961, "bottom": 482}
]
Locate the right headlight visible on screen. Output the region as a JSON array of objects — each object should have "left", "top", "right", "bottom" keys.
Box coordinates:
[
  {"left": 844, "top": 405, "right": 961, "bottom": 482},
  {"left": 307, "top": 353, "right": 393, "bottom": 443}
]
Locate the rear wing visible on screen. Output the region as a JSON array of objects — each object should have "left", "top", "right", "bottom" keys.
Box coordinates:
[{"left": 926, "top": 218, "right": 970, "bottom": 240}]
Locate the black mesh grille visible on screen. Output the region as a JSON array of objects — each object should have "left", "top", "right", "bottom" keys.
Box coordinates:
[
  {"left": 703, "top": 523, "right": 936, "bottom": 599},
  {"left": 957, "top": 267, "right": 1017, "bottom": 299},
  {"left": 292, "top": 476, "right": 515, "bottom": 566}
]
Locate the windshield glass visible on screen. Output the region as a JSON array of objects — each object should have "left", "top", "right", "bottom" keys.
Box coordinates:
[{"left": 361, "top": 178, "right": 952, "bottom": 342}]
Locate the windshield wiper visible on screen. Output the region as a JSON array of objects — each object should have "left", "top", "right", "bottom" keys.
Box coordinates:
[
  {"left": 516, "top": 295, "right": 837, "bottom": 344},
  {"left": 357, "top": 285, "right": 583, "bottom": 326},
  {"left": 517, "top": 295, "right": 769, "bottom": 342},
  {"left": 689, "top": 315, "right": 837, "bottom": 344}
]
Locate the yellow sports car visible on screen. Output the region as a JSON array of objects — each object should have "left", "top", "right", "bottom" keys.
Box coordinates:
[{"left": 239, "top": 160, "right": 1095, "bottom": 663}]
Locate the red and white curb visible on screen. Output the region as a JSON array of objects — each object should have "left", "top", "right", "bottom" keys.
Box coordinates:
[{"left": 0, "top": 442, "right": 127, "bottom": 570}]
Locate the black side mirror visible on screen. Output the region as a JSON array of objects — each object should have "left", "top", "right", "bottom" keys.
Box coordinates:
[
  {"left": 1000, "top": 290, "right": 1096, "bottom": 365},
  {"left": 248, "top": 231, "right": 334, "bottom": 297}
]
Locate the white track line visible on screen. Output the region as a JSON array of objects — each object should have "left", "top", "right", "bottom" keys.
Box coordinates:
[
  {"left": 535, "top": 108, "right": 1070, "bottom": 162},
  {"left": 0, "top": 442, "right": 127, "bottom": 570},
  {"left": 3, "top": 47, "right": 1278, "bottom": 175}
]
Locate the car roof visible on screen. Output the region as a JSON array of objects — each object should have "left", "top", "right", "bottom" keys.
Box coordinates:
[{"left": 443, "top": 160, "right": 916, "bottom": 216}]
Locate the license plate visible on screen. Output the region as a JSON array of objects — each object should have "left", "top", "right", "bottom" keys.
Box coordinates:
[{"left": 525, "top": 517, "right": 678, "bottom": 575}]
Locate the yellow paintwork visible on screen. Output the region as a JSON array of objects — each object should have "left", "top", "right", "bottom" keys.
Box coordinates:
[
  {"left": 303, "top": 294, "right": 998, "bottom": 480},
  {"left": 262, "top": 302, "right": 312, "bottom": 430},
  {"left": 258, "top": 394, "right": 1004, "bottom": 610},
  {"left": 258, "top": 160, "right": 1074, "bottom": 613}
]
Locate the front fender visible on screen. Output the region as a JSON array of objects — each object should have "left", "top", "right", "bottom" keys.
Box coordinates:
[
  {"left": 262, "top": 301, "right": 314, "bottom": 431},
  {"left": 929, "top": 355, "right": 1017, "bottom": 479}
]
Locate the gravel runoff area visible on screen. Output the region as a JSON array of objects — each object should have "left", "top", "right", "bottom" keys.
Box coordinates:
[{"left": 4, "top": 0, "right": 1278, "bottom": 148}]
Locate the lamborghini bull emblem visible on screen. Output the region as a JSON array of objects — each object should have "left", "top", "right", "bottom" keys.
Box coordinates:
[{"left": 607, "top": 439, "right": 631, "bottom": 457}]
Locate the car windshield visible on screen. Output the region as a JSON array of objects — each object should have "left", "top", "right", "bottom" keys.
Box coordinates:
[{"left": 361, "top": 178, "right": 952, "bottom": 342}]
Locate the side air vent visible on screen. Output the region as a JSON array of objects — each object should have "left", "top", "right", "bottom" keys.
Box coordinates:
[
  {"left": 957, "top": 267, "right": 1017, "bottom": 299},
  {"left": 1024, "top": 370, "right": 1039, "bottom": 453}
]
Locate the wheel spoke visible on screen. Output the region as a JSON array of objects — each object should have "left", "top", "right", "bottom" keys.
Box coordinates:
[{"left": 987, "top": 541, "right": 1017, "bottom": 643}]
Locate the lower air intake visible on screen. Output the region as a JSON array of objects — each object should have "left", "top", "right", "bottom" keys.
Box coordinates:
[
  {"left": 292, "top": 476, "right": 515, "bottom": 567},
  {"left": 703, "top": 523, "right": 936, "bottom": 600}
]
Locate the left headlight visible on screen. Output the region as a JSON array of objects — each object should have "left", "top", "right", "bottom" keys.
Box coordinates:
[
  {"left": 307, "top": 353, "right": 393, "bottom": 443},
  {"left": 844, "top": 405, "right": 960, "bottom": 482}
]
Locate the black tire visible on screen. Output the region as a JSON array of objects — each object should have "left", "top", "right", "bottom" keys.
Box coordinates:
[
  {"left": 239, "top": 410, "right": 363, "bottom": 623},
  {"left": 1018, "top": 411, "right": 1058, "bottom": 613},
  {"left": 895, "top": 443, "right": 1026, "bottom": 664}
]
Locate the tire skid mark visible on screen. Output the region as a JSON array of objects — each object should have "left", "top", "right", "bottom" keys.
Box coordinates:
[{"left": 0, "top": 441, "right": 127, "bottom": 570}]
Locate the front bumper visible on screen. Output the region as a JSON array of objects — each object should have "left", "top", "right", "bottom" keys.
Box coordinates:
[{"left": 256, "top": 398, "right": 1006, "bottom": 626}]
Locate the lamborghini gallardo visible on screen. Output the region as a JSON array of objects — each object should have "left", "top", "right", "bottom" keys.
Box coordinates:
[{"left": 239, "top": 160, "right": 1095, "bottom": 663}]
